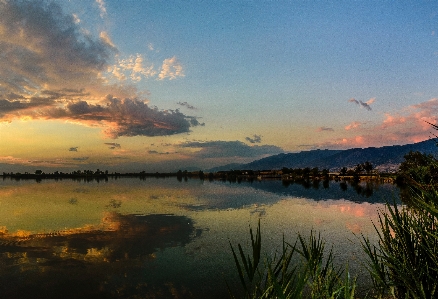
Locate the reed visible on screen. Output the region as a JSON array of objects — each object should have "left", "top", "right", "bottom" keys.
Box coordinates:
[
  {"left": 361, "top": 189, "right": 438, "bottom": 298},
  {"left": 228, "top": 221, "right": 356, "bottom": 299}
]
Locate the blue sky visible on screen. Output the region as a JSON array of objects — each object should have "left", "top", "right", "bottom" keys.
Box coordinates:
[{"left": 0, "top": 0, "right": 437, "bottom": 172}]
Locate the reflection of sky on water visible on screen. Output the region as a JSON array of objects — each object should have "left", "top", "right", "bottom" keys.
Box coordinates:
[
  {"left": 0, "top": 178, "right": 389, "bottom": 298},
  {"left": 177, "top": 179, "right": 399, "bottom": 211},
  {"left": 211, "top": 179, "right": 399, "bottom": 203},
  {"left": 0, "top": 212, "right": 203, "bottom": 299}
]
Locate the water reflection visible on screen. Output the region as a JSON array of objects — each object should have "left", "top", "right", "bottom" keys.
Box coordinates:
[
  {"left": 210, "top": 179, "right": 399, "bottom": 206},
  {"left": 0, "top": 178, "right": 395, "bottom": 298},
  {"left": 0, "top": 213, "right": 196, "bottom": 299}
]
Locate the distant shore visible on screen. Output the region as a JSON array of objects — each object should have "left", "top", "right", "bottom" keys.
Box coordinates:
[{"left": 1, "top": 169, "right": 397, "bottom": 184}]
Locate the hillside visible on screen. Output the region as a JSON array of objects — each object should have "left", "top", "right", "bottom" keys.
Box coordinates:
[{"left": 207, "top": 139, "right": 437, "bottom": 172}]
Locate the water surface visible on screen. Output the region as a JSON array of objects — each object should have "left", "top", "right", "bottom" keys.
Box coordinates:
[{"left": 0, "top": 177, "right": 399, "bottom": 298}]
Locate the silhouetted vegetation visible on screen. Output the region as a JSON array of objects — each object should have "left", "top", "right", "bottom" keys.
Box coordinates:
[
  {"left": 228, "top": 221, "right": 357, "bottom": 299},
  {"left": 230, "top": 126, "right": 438, "bottom": 298}
]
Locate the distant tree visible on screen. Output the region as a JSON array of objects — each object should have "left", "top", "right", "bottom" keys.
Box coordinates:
[
  {"left": 363, "top": 161, "right": 373, "bottom": 174},
  {"left": 282, "top": 167, "right": 290, "bottom": 175},
  {"left": 339, "top": 167, "right": 347, "bottom": 176},
  {"left": 397, "top": 151, "right": 438, "bottom": 187},
  {"left": 302, "top": 167, "right": 310, "bottom": 179},
  {"left": 294, "top": 168, "right": 303, "bottom": 177},
  {"left": 354, "top": 164, "right": 364, "bottom": 174},
  {"left": 399, "top": 151, "right": 434, "bottom": 173},
  {"left": 346, "top": 169, "right": 355, "bottom": 176},
  {"left": 311, "top": 167, "right": 319, "bottom": 178}
]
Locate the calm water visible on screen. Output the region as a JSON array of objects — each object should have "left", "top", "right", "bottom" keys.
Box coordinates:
[{"left": 0, "top": 177, "right": 399, "bottom": 298}]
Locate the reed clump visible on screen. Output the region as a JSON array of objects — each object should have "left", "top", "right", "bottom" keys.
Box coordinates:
[
  {"left": 229, "top": 152, "right": 438, "bottom": 299},
  {"left": 228, "top": 221, "right": 356, "bottom": 299}
]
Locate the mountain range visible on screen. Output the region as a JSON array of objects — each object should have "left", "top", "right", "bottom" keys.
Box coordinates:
[{"left": 207, "top": 139, "right": 437, "bottom": 173}]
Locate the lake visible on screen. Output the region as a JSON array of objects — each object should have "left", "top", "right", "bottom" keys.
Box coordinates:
[{"left": 0, "top": 177, "right": 400, "bottom": 298}]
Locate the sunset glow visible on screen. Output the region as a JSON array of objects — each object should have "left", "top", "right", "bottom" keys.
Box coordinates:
[{"left": 1, "top": 0, "right": 437, "bottom": 172}]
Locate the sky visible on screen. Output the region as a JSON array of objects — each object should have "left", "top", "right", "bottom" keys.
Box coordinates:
[{"left": 0, "top": 0, "right": 438, "bottom": 173}]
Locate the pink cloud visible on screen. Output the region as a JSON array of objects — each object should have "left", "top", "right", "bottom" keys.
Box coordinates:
[
  {"left": 316, "top": 98, "right": 438, "bottom": 149},
  {"left": 381, "top": 113, "right": 407, "bottom": 128},
  {"left": 345, "top": 121, "right": 362, "bottom": 130},
  {"left": 381, "top": 98, "right": 437, "bottom": 130}
]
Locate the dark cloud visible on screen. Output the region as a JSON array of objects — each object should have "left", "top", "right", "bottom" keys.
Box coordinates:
[
  {"left": 3, "top": 96, "right": 202, "bottom": 138},
  {"left": 245, "top": 134, "right": 262, "bottom": 143},
  {"left": 39, "top": 88, "right": 88, "bottom": 99},
  {"left": 71, "top": 157, "right": 89, "bottom": 161},
  {"left": 69, "top": 147, "right": 79, "bottom": 152},
  {"left": 148, "top": 150, "right": 172, "bottom": 155},
  {"left": 348, "top": 98, "right": 374, "bottom": 111},
  {"left": 0, "top": 89, "right": 91, "bottom": 116},
  {"left": 179, "top": 140, "right": 282, "bottom": 158},
  {"left": 4, "top": 92, "right": 24, "bottom": 100},
  {"left": 0, "top": 98, "right": 54, "bottom": 115},
  {"left": 99, "top": 97, "right": 202, "bottom": 138},
  {"left": 104, "top": 142, "right": 121, "bottom": 150},
  {"left": 316, "top": 127, "right": 334, "bottom": 132},
  {"left": 177, "top": 101, "right": 196, "bottom": 110}
]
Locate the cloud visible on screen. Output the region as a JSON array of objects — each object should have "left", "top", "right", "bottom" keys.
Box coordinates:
[
  {"left": 69, "top": 147, "right": 79, "bottom": 152},
  {"left": 0, "top": 1, "right": 196, "bottom": 138},
  {"left": 72, "top": 157, "right": 89, "bottom": 161},
  {"left": 177, "top": 101, "right": 196, "bottom": 110},
  {"left": 0, "top": 0, "right": 117, "bottom": 96},
  {"left": 316, "top": 127, "right": 334, "bottom": 132},
  {"left": 104, "top": 142, "right": 121, "bottom": 149},
  {"left": 148, "top": 150, "right": 173, "bottom": 155},
  {"left": 107, "top": 53, "right": 185, "bottom": 83},
  {"left": 380, "top": 98, "right": 438, "bottom": 131},
  {"left": 99, "top": 31, "right": 116, "bottom": 48},
  {"left": 345, "top": 121, "right": 362, "bottom": 130},
  {"left": 179, "top": 140, "right": 282, "bottom": 158},
  {"left": 245, "top": 134, "right": 262, "bottom": 143},
  {"left": 95, "top": 0, "right": 107, "bottom": 18},
  {"left": 348, "top": 98, "right": 375, "bottom": 111},
  {"left": 109, "top": 54, "right": 157, "bottom": 82},
  {"left": 158, "top": 56, "right": 184, "bottom": 80},
  {"left": 1, "top": 95, "right": 202, "bottom": 138},
  {"left": 313, "top": 98, "right": 438, "bottom": 149}
]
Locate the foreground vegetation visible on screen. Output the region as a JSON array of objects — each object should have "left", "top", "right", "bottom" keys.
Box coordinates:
[{"left": 228, "top": 147, "right": 438, "bottom": 298}]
